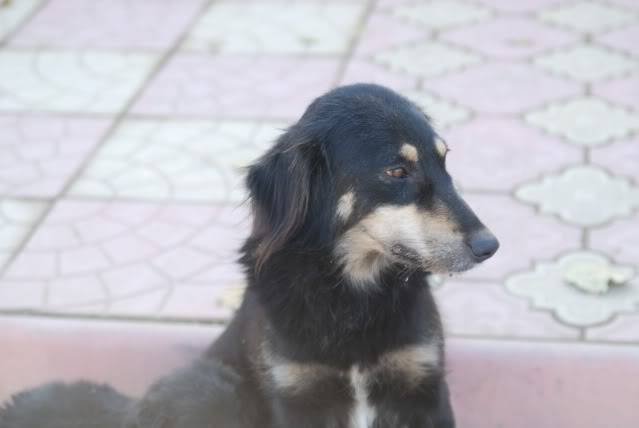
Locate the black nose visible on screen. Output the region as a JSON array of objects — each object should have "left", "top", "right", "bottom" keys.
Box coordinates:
[{"left": 467, "top": 229, "right": 499, "bottom": 262}]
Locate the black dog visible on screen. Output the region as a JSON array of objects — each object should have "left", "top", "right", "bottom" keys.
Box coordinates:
[{"left": 1, "top": 84, "right": 498, "bottom": 428}]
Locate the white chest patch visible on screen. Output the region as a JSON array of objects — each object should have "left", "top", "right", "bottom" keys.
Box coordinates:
[
  {"left": 348, "top": 342, "right": 440, "bottom": 427},
  {"left": 349, "top": 365, "right": 376, "bottom": 428},
  {"left": 265, "top": 342, "right": 441, "bottom": 428}
]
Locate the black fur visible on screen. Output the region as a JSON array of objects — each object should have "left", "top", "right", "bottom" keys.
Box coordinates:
[
  {"left": 0, "top": 382, "right": 131, "bottom": 428},
  {"left": 1, "top": 84, "right": 499, "bottom": 428}
]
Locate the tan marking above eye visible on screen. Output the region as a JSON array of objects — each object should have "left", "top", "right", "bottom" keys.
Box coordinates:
[
  {"left": 400, "top": 144, "right": 419, "bottom": 162},
  {"left": 435, "top": 138, "right": 449, "bottom": 158}
]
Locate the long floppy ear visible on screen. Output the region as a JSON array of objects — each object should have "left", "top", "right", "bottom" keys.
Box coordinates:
[{"left": 246, "top": 126, "right": 321, "bottom": 271}]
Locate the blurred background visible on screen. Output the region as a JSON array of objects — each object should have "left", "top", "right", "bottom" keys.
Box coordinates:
[{"left": 1, "top": 0, "right": 638, "bottom": 426}]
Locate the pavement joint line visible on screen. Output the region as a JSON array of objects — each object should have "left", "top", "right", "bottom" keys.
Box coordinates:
[
  {"left": 0, "top": 0, "right": 50, "bottom": 46},
  {"left": 0, "top": 0, "right": 218, "bottom": 280},
  {"left": 1, "top": 311, "right": 638, "bottom": 348},
  {"left": 331, "top": 0, "right": 377, "bottom": 87}
]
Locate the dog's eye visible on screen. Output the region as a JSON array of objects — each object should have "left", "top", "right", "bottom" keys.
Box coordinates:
[{"left": 385, "top": 167, "right": 408, "bottom": 179}]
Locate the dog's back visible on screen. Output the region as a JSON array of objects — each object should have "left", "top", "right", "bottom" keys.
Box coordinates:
[
  {"left": 0, "top": 382, "right": 131, "bottom": 428},
  {"left": 0, "top": 359, "right": 257, "bottom": 428}
]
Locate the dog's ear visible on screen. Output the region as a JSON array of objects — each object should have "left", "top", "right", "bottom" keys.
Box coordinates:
[{"left": 246, "top": 126, "right": 324, "bottom": 271}]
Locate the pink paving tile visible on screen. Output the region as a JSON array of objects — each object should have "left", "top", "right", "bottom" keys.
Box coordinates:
[
  {"left": 598, "top": 24, "right": 639, "bottom": 56},
  {"left": 591, "top": 137, "right": 639, "bottom": 184},
  {"left": 427, "top": 63, "right": 581, "bottom": 114},
  {"left": 160, "top": 283, "right": 244, "bottom": 320},
  {"left": 590, "top": 213, "right": 639, "bottom": 266},
  {"left": 9, "top": 0, "right": 205, "bottom": 50},
  {"left": 3, "top": 318, "right": 638, "bottom": 428},
  {"left": 0, "top": 281, "right": 45, "bottom": 311},
  {"left": 473, "top": 0, "right": 565, "bottom": 12},
  {"left": 0, "top": 316, "right": 218, "bottom": 402},
  {"left": 587, "top": 313, "right": 639, "bottom": 342},
  {"left": 441, "top": 17, "right": 578, "bottom": 59},
  {"left": 0, "top": 115, "right": 111, "bottom": 198},
  {"left": 0, "top": 200, "right": 250, "bottom": 320},
  {"left": 132, "top": 54, "right": 340, "bottom": 119},
  {"left": 447, "top": 338, "right": 639, "bottom": 428},
  {"left": 605, "top": 0, "right": 639, "bottom": 10},
  {"left": 458, "top": 194, "right": 581, "bottom": 281},
  {"left": 593, "top": 75, "right": 639, "bottom": 110},
  {"left": 444, "top": 117, "right": 582, "bottom": 191},
  {"left": 352, "top": 10, "right": 430, "bottom": 57},
  {"left": 339, "top": 57, "right": 419, "bottom": 90},
  {"left": 435, "top": 281, "right": 579, "bottom": 339},
  {"left": 375, "top": 0, "right": 420, "bottom": 8}
]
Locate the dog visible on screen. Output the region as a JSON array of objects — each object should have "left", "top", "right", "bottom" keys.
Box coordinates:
[{"left": 0, "top": 84, "right": 498, "bottom": 428}]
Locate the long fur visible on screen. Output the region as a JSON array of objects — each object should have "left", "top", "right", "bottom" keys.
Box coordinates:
[{"left": 1, "top": 84, "right": 500, "bottom": 428}]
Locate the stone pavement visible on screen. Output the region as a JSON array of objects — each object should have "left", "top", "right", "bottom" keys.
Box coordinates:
[{"left": 1, "top": 0, "right": 639, "bottom": 376}]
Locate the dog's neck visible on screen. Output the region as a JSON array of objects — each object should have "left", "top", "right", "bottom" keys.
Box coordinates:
[{"left": 240, "top": 240, "right": 441, "bottom": 367}]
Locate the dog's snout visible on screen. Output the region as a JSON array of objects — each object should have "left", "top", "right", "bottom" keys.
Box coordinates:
[{"left": 466, "top": 229, "right": 499, "bottom": 262}]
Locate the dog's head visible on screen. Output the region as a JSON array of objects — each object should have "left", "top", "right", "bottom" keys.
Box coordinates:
[{"left": 247, "top": 84, "right": 498, "bottom": 286}]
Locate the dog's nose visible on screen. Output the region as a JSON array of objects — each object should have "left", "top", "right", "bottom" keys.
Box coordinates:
[{"left": 467, "top": 229, "right": 499, "bottom": 262}]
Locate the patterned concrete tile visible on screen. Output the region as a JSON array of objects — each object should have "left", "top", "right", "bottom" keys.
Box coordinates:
[
  {"left": 590, "top": 213, "right": 639, "bottom": 266},
  {"left": 404, "top": 91, "right": 471, "bottom": 129},
  {"left": 473, "top": 0, "right": 563, "bottom": 12},
  {"left": 0, "top": 0, "right": 42, "bottom": 41},
  {"left": 427, "top": 63, "right": 581, "bottom": 114},
  {"left": 441, "top": 17, "right": 578, "bottom": 59},
  {"left": 506, "top": 251, "right": 638, "bottom": 327},
  {"left": 594, "top": 75, "right": 639, "bottom": 110},
  {"left": 598, "top": 24, "right": 639, "bottom": 56},
  {"left": 516, "top": 166, "right": 639, "bottom": 227},
  {"left": 0, "top": 115, "right": 111, "bottom": 198},
  {"left": 390, "top": 1, "right": 492, "bottom": 30},
  {"left": 591, "top": 137, "right": 639, "bottom": 184},
  {"left": 352, "top": 10, "right": 429, "bottom": 58},
  {"left": 435, "top": 281, "right": 579, "bottom": 339},
  {"left": 9, "top": 0, "right": 205, "bottom": 49},
  {"left": 183, "top": 2, "right": 364, "bottom": 54},
  {"left": 160, "top": 283, "right": 245, "bottom": 320},
  {"left": 538, "top": 1, "right": 637, "bottom": 33},
  {"left": 455, "top": 194, "right": 581, "bottom": 281},
  {"left": 69, "top": 119, "right": 282, "bottom": 203},
  {"left": 0, "top": 200, "right": 250, "bottom": 319},
  {"left": 587, "top": 313, "right": 639, "bottom": 342},
  {"left": 605, "top": 0, "right": 639, "bottom": 10},
  {"left": 534, "top": 45, "right": 639, "bottom": 82},
  {"left": 526, "top": 97, "right": 639, "bottom": 146},
  {"left": 374, "top": 41, "right": 481, "bottom": 78},
  {"left": 443, "top": 118, "right": 581, "bottom": 191},
  {"left": 0, "top": 51, "right": 158, "bottom": 114},
  {"left": 0, "top": 199, "right": 47, "bottom": 271},
  {"left": 132, "top": 54, "right": 339, "bottom": 119},
  {"left": 340, "top": 58, "right": 420, "bottom": 90}
]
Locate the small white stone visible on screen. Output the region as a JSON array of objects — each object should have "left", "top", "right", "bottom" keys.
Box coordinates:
[
  {"left": 563, "top": 263, "right": 634, "bottom": 294},
  {"left": 506, "top": 251, "right": 639, "bottom": 326}
]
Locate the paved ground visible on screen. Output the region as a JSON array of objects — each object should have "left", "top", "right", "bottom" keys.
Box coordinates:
[{"left": 1, "top": 0, "right": 639, "bottom": 352}]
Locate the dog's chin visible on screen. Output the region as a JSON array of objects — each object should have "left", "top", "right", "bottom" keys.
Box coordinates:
[
  {"left": 427, "top": 257, "right": 477, "bottom": 275},
  {"left": 390, "top": 244, "right": 477, "bottom": 275}
]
